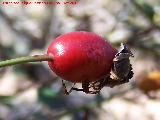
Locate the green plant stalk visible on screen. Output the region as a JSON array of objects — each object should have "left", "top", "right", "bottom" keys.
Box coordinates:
[{"left": 0, "top": 55, "right": 53, "bottom": 68}]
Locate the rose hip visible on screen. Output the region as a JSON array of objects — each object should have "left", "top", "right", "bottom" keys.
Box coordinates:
[{"left": 47, "top": 31, "right": 117, "bottom": 83}]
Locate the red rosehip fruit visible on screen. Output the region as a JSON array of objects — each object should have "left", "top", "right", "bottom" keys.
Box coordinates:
[{"left": 47, "top": 31, "right": 117, "bottom": 83}]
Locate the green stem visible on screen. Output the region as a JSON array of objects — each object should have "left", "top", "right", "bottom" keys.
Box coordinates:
[{"left": 0, "top": 55, "right": 53, "bottom": 68}]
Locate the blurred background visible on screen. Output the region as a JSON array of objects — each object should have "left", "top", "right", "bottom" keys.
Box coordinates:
[{"left": 0, "top": 0, "right": 160, "bottom": 120}]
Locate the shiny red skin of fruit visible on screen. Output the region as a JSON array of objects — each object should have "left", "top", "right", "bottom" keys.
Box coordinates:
[{"left": 47, "top": 31, "right": 117, "bottom": 83}]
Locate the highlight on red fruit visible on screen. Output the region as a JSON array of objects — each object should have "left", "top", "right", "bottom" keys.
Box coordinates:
[{"left": 47, "top": 31, "right": 117, "bottom": 83}]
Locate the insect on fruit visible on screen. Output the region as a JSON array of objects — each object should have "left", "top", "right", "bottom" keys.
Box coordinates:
[
  {"left": 47, "top": 31, "right": 134, "bottom": 94},
  {"left": 73, "top": 43, "right": 134, "bottom": 94},
  {"left": 111, "top": 43, "right": 134, "bottom": 83},
  {"left": 91, "top": 43, "right": 134, "bottom": 91}
]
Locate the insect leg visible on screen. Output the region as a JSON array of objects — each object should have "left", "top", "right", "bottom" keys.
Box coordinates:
[{"left": 61, "top": 79, "right": 75, "bottom": 95}]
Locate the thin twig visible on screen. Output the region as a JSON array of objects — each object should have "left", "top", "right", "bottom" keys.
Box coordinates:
[{"left": 0, "top": 55, "right": 53, "bottom": 68}]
